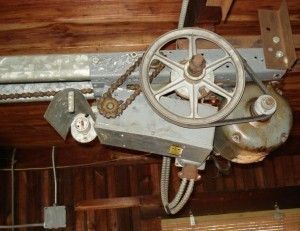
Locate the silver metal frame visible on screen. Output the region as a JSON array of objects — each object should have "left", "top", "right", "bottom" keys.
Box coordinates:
[{"left": 0, "top": 49, "right": 285, "bottom": 103}]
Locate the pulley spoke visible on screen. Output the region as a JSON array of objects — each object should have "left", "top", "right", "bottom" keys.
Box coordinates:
[
  {"left": 154, "top": 78, "right": 186, "bottom": 100},
  {"left": 188, "top": 35, "right": 197, "bottom": 59},
  {"left": 202, "top": 79, "right": 233, "bottom": 101},
  {"left": 187, "top": 84, "right": 201, "bottom": 118},
  {"left": 153, "top": 53, "right": 184, "bottom": 75},
  {"left": 205, "top": 56, "right": 231, "bottom": 74}
]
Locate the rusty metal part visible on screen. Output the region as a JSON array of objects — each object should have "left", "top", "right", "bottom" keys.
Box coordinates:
[
  {"left": 187, "top": 54, "right": 206, "bottom": 77},
  {"left": 0, "top": 88, "right": 93, "bottom": 100},
  {"left": 97, "top": 56, "right": 165, "bottom": 119},
  {"left": 97, "top": 96, "right": 122, "bottom": 118},
  {"left": 178, "top": 164, "right": 200, "bottom": 181},
  {"left": 213, "top": 83, "right": 293, "bottom": 164}
]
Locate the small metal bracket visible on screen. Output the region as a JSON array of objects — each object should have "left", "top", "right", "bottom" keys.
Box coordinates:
[
  {"left": 258, "top": 0, "right": 297, "bottom": 69},
  {"left": 273, "top": 202, "right": 284, "bottom": 220},
  {"left": 44, "top": 88, "right": 94, "bottom": 139}
]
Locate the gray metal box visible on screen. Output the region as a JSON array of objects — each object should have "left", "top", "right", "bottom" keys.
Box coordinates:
[
  {"left": 44, "top": 206, "right": 66, "bottom": 229},
  {"left": 94, "top": 90, "right": 217, "bottom": 166}
]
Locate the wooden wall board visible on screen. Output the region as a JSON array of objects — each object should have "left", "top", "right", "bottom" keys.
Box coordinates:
[
  {"left": 0, "top": 0, "right": 299, "bottom": 55},
  {"left": 161, "top": 208, "right": 300, "bottom": 231},
  {"left": 0, "top": 0, "right": 299, "bottom": 230},
  {"left": 0, "top": 163, "right": 299, "bottom": 230}
]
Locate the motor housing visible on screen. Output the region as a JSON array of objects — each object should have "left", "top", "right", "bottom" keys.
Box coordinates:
[{"left": 213, "top": 83, "right": 292, "bottom": 164}]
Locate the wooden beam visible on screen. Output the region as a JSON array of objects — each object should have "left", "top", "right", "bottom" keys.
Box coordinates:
[
  {"left": 74, "top": 186, "right": 300, "bottom": 218},
  {"left": 76, "top": 197, "right": 141, "bottom": 211},
  {"left": 140, "top": 186, "right": 300, "bottom": 219},
  {"left": 206, "top": 0, "right": 234, "bottom": 21},
  {"left": 184, "top": 0, "right": 222, "bottom": 27},
  {"left": 161, "top": 208, "right": 300, "bottom": 230},
  {"left": 258, "top": 0, "right": 297, "bottom": 69}
]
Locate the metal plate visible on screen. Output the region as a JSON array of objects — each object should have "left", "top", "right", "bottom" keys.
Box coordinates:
[
  {"left": 0, "top": 48, "right": 285, "bottom": 102},
  {"left": 94, "top": 89, "right": 217, "bottom": 165},
  {"left": 44, "top": 89, "right": 94, "bottom": 139},
  {"left": 44, "top": 206, "right": 66, "bottom": 229}
]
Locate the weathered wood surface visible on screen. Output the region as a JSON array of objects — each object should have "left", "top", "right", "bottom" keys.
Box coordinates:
[
  {"left": 161, "top": 208, "right": 300, "bottom": 231},
  {"left": 0, "top": 0, "right": 299, "bottom": 230},
  {"left": 0, "top": 0, "right": 299, "bottom": 55},
  {"left": 0, "top": 160, "right": 299, "bottom": 230}
]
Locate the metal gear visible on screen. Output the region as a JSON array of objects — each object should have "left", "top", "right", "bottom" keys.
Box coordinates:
[
  {"left": 96, "top": 55, "right": 165, "bottom": 119},
  {"left": 97, "top": 95, "right": 123, "bottom": 118}
]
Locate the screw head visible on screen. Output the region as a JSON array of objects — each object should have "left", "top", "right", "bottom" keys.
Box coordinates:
[
  {"left": 272, "top": 36, "right": 280, "bottom": 44},
  {"left": 281, "top": 133, "right": 288, "bottom": 143},
  {"left": 275, "top": 51, "right": 284, "bottom": 58},
  {"left": 232, "top": 133, "right": 241, "bottom": 143}
]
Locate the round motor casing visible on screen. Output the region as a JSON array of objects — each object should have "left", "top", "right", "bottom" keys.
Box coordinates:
[{"left": 213, "top": 83, "right": 293, "bottom": 164}]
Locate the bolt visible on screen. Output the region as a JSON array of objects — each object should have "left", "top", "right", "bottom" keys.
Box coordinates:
[
  {"left": 150, "top": 59, "right": 161, "bottom": 69},
  {"left": 281, "top": 133, "right": 288, "bottom": 143},
  {"left": 92, "top": 56, "right": 99, "bottom": 64},
  {"left": 268, "top": 47, "right": 273, "bottom": 52},
  {"left": 232, "top": 133, "right": 241, "bottom": 143},
  {"left": 106, "top": 102, "right": 114, "bottom": 110},
  {"left": 187, "top": 54, "right": 206, "bottom": 77},
  {"left": 275, "top": 51, "right": 284, "bottom": 58},
  {"left": 261, "top": 96, "right": 276, "bottom": 110},
  {"left": 272, "top": 36, "right": 280, "bottom": 44},
  {"left": 199, "top": 87, "right": 208, "bottom": 97}
]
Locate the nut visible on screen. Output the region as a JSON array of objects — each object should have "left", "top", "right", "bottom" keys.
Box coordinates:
[
  {"left": 275, "top": 51, "right": 284, "bottom": 58},
  {"left": 187, "top": 54, "right": 206, "bottom": 77},
  {"left": 232, "top": 133, "right": 241, "bottom": 143},
  {"left": 272, "top": 36, "right": 280, "bottom": 44}
]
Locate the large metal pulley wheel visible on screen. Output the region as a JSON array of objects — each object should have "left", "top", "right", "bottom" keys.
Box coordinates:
[{"left": 140, "top": 28, "right": 245, "bottom": 128}]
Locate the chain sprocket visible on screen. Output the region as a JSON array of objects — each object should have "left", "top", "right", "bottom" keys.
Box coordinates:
[{"left": 97, "top": 55, "right": 164, "bottom": 119}]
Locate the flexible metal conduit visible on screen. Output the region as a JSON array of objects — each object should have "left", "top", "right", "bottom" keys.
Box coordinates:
[
  {"left": 169, "top": 180, "right": 194, "bottom": 214},
  {"left": 11, "top": 149, "right": 15, "bottom": 231},
  {"left": 160, "top": 156, "right": 195, "bottom": 215},
  {"left": 52, "top": 146, "right": 58, "bottom": 206},
  {"left": 178, "top": 0, "right": 190, "bottom": 29}
]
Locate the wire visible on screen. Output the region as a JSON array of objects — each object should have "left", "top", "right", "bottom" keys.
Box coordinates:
[
  {"left": 178, "top": 0, "right": 190, "bottom": 29},
  {"left": 52, "top": 146, "right": 57, "bottom": 206},
  {"left": 0, "top": 223, "right": 44, "bottom": 229},
  {"left": 11, "top": 148, "right": 16, "bottom": 231},
  {"left": 0, "top": 153, "right": 154, "bottom": 171}
]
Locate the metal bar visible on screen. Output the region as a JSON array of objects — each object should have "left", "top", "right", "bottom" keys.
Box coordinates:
[
  {"left": 11, "top": 149, "right": 16, "bottom": 231},
  {"left": 0, "top": 223, "right": 44, "bottom": 229},
  {"left": 178, "top": 0, "right": 190, "bottom": 29},
  {"left": 52, "top": 146, "right": 57, "bottom": 206},
  {"left": 0, "top": 49, "right": 284, "bottom": 85},
  {"left": 0, "top": 54, "right": 90, "bottom": 84}
]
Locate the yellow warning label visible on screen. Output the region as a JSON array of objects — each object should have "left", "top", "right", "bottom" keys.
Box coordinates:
[{"left": 168, "top": 145, "right": 183, "bottom": 156}]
